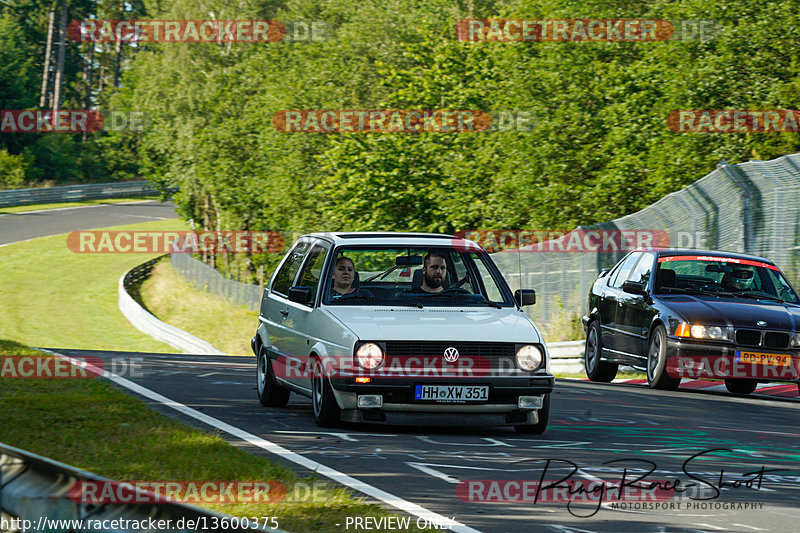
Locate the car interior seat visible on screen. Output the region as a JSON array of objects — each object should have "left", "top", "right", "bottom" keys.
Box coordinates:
[{"left": 655, "top": 268, "right": 676, "bottom": 290}]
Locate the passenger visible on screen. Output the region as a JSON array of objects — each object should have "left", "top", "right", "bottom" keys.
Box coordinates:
[
  {"left": 331, "top": 256, "right": 356, "bottom": 296},
  {"left": 414, "top": 252, "right": 447, "bottom": 294}
]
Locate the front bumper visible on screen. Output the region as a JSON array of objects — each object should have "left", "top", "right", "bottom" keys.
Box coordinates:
[
  {"left": 329, "top": 373, "right": 554, "bottom": 424},
  {"left": 665, "top": 338, "right": 800, "bottom": 381}
]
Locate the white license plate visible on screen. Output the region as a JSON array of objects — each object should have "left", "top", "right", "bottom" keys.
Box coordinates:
[{"left": 414, "top": 385, "right": 488, "bottom": 402}]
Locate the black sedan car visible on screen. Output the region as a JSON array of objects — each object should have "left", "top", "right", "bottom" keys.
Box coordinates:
[{"left": 582, "top": 249, "right": 800, "bottom": 394}]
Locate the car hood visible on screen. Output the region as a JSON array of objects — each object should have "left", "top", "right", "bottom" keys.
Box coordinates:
[
  {"left": 323, "top": 306, "right": 542, "bottom": 343},
  {"left": 660, "top": 295, "right": 800, "bottom": 330}
]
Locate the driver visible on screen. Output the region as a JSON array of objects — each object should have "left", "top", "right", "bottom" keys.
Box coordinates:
[
  {"left": 414, "top": 252, "right": 447, "bottom": 293},
  {"left": 721, "top": 269, "right": 753, "bottom": 291}
]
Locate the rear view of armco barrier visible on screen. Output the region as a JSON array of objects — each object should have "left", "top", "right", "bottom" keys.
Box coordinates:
[
  {"left": 0, "top": 181, "right": 158, "bottom": 208},
  {"left": 119, "top": 257, "right": 224, "bottom": 354},
  {"left": 0, "top": 442, "right": 279, "bottom": 532}
]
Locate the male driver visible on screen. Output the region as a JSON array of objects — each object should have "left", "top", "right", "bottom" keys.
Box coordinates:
[{"left": 415, "top": 252, "right": 447, "bottom": 293}]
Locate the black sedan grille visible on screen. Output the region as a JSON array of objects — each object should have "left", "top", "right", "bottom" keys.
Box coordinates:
[{"left": 735, "top": 329, "right": 790, "bottom": 349}]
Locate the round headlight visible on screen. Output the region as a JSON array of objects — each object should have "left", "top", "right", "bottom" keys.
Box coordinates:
[
  {"left": 690, "top": 325, "right": 706, "bottom": 338},
  {"left": 707, "top": 326, "right": 724, "bottom": 339},
  {"left": 516, "top": 345, "right": 543, "bottom": 371},
  {"left": 356, "top": 343, "right": 384, "bottom": 370}
]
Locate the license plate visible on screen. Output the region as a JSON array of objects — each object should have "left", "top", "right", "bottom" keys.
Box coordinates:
[
  {"left": 414, "top": 385, "right": 488, "bottom": 402},
  {"left": 735, "top": 351, "right": 791, "bottom": 367}
]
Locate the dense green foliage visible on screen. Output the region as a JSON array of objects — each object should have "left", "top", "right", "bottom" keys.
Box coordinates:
[{"left": 4, "top": 0, "right": 800, "bottom": 276}]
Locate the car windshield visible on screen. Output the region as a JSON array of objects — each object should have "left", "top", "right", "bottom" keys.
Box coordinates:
[
  {"left": 323, "top": 246, "right": 515, "bottom": 307},
  {"left": 655, "top": 255, "right": 800, "bottom": 303}
]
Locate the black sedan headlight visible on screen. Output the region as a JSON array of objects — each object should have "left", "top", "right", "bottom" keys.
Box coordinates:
[
  {"left": 675, "top": 323, "right": 732, "bottom": 341},
  {"left": 791, "top": 333, "right": 800, "bottom": 348}
]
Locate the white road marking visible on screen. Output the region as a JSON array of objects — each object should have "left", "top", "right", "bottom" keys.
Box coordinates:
[
  {"left": 406, "top": 462, "right": 461, "bottom": 484},
  {"left": 416, "top": 436, "right": 513, "bottom": 447},
  {"left": 41, "top": 349, "right": 481, "bottom": 533}
]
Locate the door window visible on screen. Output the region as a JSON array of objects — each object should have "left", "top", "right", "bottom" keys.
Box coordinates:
[
  {"left": 296, "top": 245, "right": 329, "bottom": 306},
  {"left": 627, "top": 253, "right": 654, "bottom": 286},
  {"left": 609, "top": 252, "right": 642, "bottom": 288},
  {"left": 271, "top": 241, "right": 311, "bottom": 296}
]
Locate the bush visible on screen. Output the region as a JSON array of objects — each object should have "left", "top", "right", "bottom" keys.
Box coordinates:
[{"left": 0, "top": 149, "right": 28, "bottom": 189}]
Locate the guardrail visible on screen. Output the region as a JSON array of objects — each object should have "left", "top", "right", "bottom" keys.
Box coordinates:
[
  {"left": 119, "top": 257, "right": 224, "bottom": 355},
  {"left": 547, "top": 340, "right": 584, "bottom": 373},
  {"left": 0, "top": 180, "right": 158, "bottom": 208},
  {"left": 0, "top": 441, "right": 277, "bottom": 532}
]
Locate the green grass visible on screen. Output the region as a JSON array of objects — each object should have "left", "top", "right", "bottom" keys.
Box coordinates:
[
  {"left": 0, "top": 218, "right": 188, "bottom": 352},
  {"left": 0, "top": 340, "right": 425, "bottom": 532},
  {"left": 135, "top": 259, "right": 256, "bottom": 355},
  {"left": 0, "top": 195, "right": 161, "bottom": 215}
]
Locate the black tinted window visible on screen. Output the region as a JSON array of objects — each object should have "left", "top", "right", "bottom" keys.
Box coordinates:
[
  {"left": 272, "top": 242, "right": 310, "bottom": 296},
  {"left": 628, "top": 253, "right": 654, "bottom": 286},
  {"left": 610, "top": 252, "right": 642, "bottom": 288}
]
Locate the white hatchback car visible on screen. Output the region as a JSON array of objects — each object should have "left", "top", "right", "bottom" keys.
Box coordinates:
[{"left": 252, "top": 232, "right": 554, "bottom": 433}]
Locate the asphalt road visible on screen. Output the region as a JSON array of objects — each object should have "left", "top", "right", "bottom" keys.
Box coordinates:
[
  {"left": 0, "top": 200, "right": 179, "bottom": 245},
  {"left": 51, "top": 349, "right": 800, "bottom": 533}
]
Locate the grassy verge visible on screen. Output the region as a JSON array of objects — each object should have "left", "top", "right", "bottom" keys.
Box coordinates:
[
  {"left": 0, "top": 195, "right": 161, "bottom": 215},
  {"left": 0, "top": 340, "right": 426, "bottom": 532},
  {"left": 0, "top": 218, "right": 188, "bottom": 351},
  {"left": 135, "top": 259, "right": 256, "bottom": 355}
]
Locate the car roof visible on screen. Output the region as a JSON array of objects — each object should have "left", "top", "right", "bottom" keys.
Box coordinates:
[
  {"left": 653, "top": 248, "right": 776, "bottom": 265},
  {"left": 301, "top": 231, "right": 477, "bottom": 248}
]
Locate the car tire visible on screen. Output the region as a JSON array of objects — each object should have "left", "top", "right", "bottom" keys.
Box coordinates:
[
  {"left": 725, "top": 379, "right": 758, "bottom": 395},
  {"left": 514, "top": 394, "right": 550, "bottom": 435},
  {"left": 584, "top": 321, "right": 618, "bottom": 382},
  {"left": 311, "top": 357, "right": 341, "bottom": 427},
  {"left": 257, "top": 349, "right": 291, "bottom": 407},
  {"left": 646, "top": 324, "right": 680, "bottom": 390}
]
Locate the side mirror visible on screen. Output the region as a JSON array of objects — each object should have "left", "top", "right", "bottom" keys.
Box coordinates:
[
  {"left": 515, "top": 289, "right": 536, "bottom": 306},
  {"left": 288, "top": 286, "right": 313, "bottom": 304},
  {"left": 621, "top": 281, "right": 646, "bottom": 296}
]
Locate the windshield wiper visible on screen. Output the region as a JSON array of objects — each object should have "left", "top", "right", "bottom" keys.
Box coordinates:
[
  {"left": 660, "top": 287, "right": 721, "bottom": 297},
  {"left": 733, "top": 292, "right": 785, "bottom": 303}
]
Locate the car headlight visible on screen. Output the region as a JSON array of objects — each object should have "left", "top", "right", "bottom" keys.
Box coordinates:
[
  {"left": 676, "top": 323, "right": 730, "bottom": 341},
  {"left": 791, "top": 333, "right": 800, "bottom": 348},
  {"left": 516, "top": 344, "right": 543, "bottom": 371},
  {"left": 356, "top": 342, "right": 384, "bottom": 370}
]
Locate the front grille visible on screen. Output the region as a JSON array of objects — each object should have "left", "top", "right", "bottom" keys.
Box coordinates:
[
  {"left": 735, "top": 329, "right": 762, "bottom": 346},
  {"left": 382, "top": 341, "right": 517, "bottom": 374},
  {"left": 764, "top": 332, "right": 790, "bottom": 349},
  {"left": 383, "top": 341, "right": 516, "bottom": 358}
]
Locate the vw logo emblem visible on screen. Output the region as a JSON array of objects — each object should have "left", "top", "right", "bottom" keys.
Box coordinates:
[
  {"left": 757, "top": 320, "right": 767, "bottom": 326},
  {"left": 443, "top": 347, "right": 460, "bottom": 362}
]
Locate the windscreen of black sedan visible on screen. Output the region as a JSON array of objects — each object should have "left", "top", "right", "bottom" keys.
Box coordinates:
[
  {"left": 656, "top": 255, "right": 800, "bottom": 303},
  {"left": 323, "top": 247, "right": 516, "bottom": 307}
]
